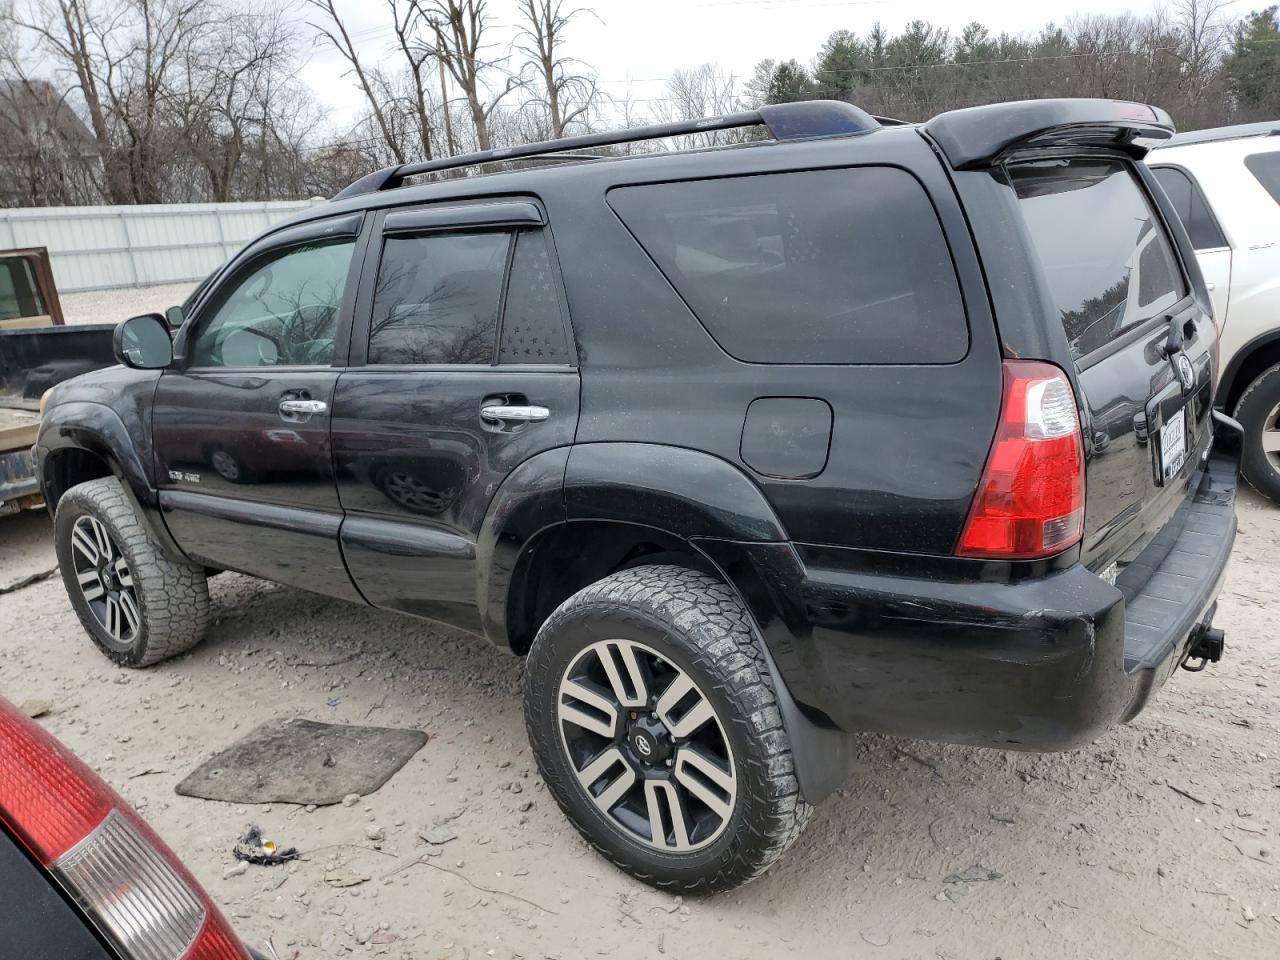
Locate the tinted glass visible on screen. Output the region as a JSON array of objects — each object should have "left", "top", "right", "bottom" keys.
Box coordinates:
[
  {"left": 1245, "top": 151, "right": 1280, "bottom": 205},
  {"left": 608, "top": 167, "right": 967, "bottom": 364},
  {"left": 1152, "top": 166, "right": 1226, "bottom": 250},
  {"left": 0, "top": 257, "right": 45, "bottom": 322},
  {"left": 369, "top": 232, "right": 509, "bottom": 365},
  {"left": 191, "top": 239, "right": 354, "bottom": 367},
  {"left": 1010, "top": 158, "right": 1186, "bottom": 359},
  {"left": 499, "top": 231, "right": 571, "bottom": 364}
]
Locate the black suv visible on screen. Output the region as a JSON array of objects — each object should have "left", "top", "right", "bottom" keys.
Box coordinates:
[{"left": 37, "top": 98, "right": 1241, "bottom": 892}]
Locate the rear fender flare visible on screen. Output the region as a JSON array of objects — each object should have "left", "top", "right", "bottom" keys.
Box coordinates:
[
  {"left": 564, "top": 442, "right": 788, "bottom": 542},
  {"left": 476, "top": 447, "right": 571, "bottom": 646}
]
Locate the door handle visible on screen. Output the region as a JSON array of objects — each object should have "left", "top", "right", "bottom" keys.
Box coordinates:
[
  {"left": 480, "top": 403, "right": 550, "bottom": 425},
  {"left": 279, "top": 398, "right": 327, "bottom": 422}
]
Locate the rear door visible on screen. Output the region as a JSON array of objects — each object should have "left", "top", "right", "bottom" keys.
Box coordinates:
[
  {"left": 331, "top": 200, "right": 579, "bottom": 632},
  {"left": 1149, "top": 164, "right": 1232, "bottom": 323},
  {"left": 153, "top": 214, "right": 366, "bottom": 601},
  {"left": 1007, "top": 156, "right": 1215, "bottom": 571}
]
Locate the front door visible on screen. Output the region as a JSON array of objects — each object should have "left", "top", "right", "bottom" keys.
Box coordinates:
[
  {"left": 152, "top": 214, "right": 366, "bottom": 601},
  {"left": 332, "top": 200, "right": 579, "bottom": 632}
]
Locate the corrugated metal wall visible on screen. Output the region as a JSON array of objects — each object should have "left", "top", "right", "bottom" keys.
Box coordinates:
[{"left": 0, "top": 200, "right": 324, "bottom": 293}]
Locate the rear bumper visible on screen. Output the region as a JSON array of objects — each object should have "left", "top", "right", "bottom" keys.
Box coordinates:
[{"left": 703, "top": 423, "right": 1241, "bottom": 753}]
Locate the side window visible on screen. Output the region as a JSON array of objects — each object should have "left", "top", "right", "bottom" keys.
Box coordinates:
[
  {"left": 368, "top": 232, "right": 510, "bottom": 365},
  {"left": 607, "top": 167, "right": 968, "bottom": 364},
  {"left": 499, "top": 231, "right": 571, "bottom": 364},
  {"left": 0, "top": 257, "right": 47, "bottom": 322},
  {"left": 190, "top": 239, "right": 355, "bottom": 368},
  {"left": 1152, "top": 166, "right": 1226, "bottom": 250},
  {"left": 1245, "top": 151, "right": 1280, "bottom": 205}
]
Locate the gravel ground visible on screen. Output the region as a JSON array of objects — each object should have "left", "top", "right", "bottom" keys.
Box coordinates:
[
  {"left": 59, "top": 282, "right": 199, "bottom": 326},
  {"left": 1, "top": 493, "right": 1278, "bottom": 960}
]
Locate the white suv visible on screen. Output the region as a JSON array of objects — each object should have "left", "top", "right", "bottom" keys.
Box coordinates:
[{"left": 1148, "top": 122, "right": 1280, "bottom": 500}]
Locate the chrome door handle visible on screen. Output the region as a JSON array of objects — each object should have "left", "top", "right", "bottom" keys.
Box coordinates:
[
  {"left": 481, "top": 403, "right": 550, "bottom": 424},
  {"left": 279, "top": 398, "right": 327, "bottom": 421}
]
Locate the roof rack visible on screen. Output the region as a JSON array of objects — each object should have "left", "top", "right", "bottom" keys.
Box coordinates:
[
  {"left": 332, "top": 100, "right": 880, "bottom": 200},
  {"left": 1161, "top": 120, "right": 1280, "bottom": 148}
]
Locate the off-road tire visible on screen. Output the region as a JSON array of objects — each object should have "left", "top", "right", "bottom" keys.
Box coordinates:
[
  {"left": 1234, "top": 361, "right": 1280, "bottom": 503},
  {"left": 54, "top": 477, "right": 209, "bottom": 667},
  {"left": 523, "top": 564, "right": 812, "bottom": 893}
]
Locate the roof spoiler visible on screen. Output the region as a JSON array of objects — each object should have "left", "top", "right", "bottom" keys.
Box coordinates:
[{"left": 925, "top": 99, "right": 1174, "bottom": 170}]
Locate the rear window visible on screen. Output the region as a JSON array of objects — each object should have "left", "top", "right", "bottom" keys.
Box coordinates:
[
  {"left": 607, "top": 167, "right": 968, "bottom": 364},
  {"left": 1245, "top": 151, "right": 1280, "bottom": 205},
  {"left": 1010, "top": 158, "right": 1186, "bottom": 359}
]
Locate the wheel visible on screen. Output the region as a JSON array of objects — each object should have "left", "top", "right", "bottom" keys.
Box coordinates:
[
  {"left": 523, "top": 564, "right": 812, "bottom": 893},
  {"left": 209, "top": 448, "right": 244, "bottom": 482},
  {"left": 1234, "top": 362, "right": 1280, "bottom": 502},
  {"left": 54, "top": 477, "right": 210, "bottom": 667},
  {"left": 378, "top": 469, "right": 455, "bottom": 514}
]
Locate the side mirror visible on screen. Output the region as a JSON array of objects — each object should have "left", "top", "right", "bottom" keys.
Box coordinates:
[
  {"left": 114, "top": 314, "right": 173, "bottom": 369},
  {"left": 164, "top": 305, "right": 185, "bottom": 329}
]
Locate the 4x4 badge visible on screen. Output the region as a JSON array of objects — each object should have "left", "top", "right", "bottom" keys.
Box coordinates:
[{"left": 1174, "top": 353, "right": 1195, "bottom": 394}]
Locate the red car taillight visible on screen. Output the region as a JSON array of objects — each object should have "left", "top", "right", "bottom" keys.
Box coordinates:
[
  {"left": 957, "top": 360, "right": 1085, "bottom": 560},
  {"left": 0, "top": 698, "right": 250, "bottom": 960}
]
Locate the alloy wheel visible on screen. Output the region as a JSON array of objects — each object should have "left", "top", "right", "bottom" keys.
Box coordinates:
[
  {"left": 557, "top": 639, "right": 736, "bottom": 852},
  {"left": 69, "top": 515, "right": 140, "bottom": 645},
  {"left": 1263, "top": 401, "right": 1280, "bottom": 471}
]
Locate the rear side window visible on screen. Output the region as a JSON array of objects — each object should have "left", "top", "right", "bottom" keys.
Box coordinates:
[
  {"left": 369, "top": 232, "right": 509, "bottom": 365},
  {"left": 1245, "top": 151, "right": 1280, "bottom": 205},
  {"left": 608, "top": 167, "right": 968, "bottom": 364},
  {"left": 368, "top": 228, "right": 572, "bottom": 366},
  {"left": 1010, "top": 158, "right": 1187, "bottom": 359},
  {"left": 1151, "top": 166, "right": 1226, "bottom": 250},
  {"left": 499, "top": 231, "right": 572, "bottom": 364}
]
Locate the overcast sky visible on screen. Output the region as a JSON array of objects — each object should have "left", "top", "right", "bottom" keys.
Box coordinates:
[{"left": 299, "top": 0, "right": 1201, "bottom": 129}]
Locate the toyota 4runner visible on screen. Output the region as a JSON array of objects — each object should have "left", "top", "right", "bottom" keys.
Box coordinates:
[{"left": 36, "top": 98, "right": 1242, "bottom": 892}]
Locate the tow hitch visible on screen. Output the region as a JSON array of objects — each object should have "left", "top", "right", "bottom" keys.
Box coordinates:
[{"left": 1181, "top": 622, "right": 1225, "bottom": 673}]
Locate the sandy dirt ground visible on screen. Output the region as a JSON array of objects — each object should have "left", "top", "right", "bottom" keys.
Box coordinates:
[{"left": 1, "top": 492, "right": 1277, "bottom": 960}]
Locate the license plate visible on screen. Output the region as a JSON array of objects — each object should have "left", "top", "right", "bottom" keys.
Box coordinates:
[{"left": 1159, "top": 408, "right": 1187, "bottom": 482}]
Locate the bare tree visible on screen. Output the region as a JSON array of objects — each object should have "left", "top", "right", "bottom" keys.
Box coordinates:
[
  {"left": 514, "top": 0, "right": 596, "bottom": 137},
  {"left": 421, "top": 0, "right": 515, "bottom": 151},
  {"left": 655, "top": 64, "right": 742, "bottom": 149},
  {"left": 305, "top": 0, "right": 406, "bottom": 164}
]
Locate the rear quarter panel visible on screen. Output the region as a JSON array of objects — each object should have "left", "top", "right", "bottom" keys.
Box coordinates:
[{"left": 545, "top": 130, "right": 1002, "bottom": 555}]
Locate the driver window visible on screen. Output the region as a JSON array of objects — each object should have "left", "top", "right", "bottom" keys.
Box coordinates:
[{"left": 190, "top": 239, "right": 356, "bottom": 368}]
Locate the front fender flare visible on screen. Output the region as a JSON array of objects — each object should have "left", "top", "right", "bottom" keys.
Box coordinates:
[{"left": 37, "top": 400, "right": 187, "bottom": 561}]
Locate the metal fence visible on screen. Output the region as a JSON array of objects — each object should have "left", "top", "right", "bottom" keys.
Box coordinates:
[{"left": 0, "top": 200, "right": 323, "bottom": 294}]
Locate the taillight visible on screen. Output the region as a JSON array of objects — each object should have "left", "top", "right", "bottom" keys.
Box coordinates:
[
  {"left": 957, "top": 360, "right": 1085, "bottom": 560},
  {"left": 0, "top": 699, "right": 250, "bottom": 960}
]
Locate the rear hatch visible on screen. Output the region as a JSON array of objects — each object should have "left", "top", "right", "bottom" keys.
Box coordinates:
[{"left": 1007, "top": 155, "right": 1216, "bottom": 575}]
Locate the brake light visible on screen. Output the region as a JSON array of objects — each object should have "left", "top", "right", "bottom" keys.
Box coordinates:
[
  {"left": 957, "top": 360, "right": 1085, "bottom": 560},
  {"left": 0, "top": 698, "right": 249, "bottom": 960}
]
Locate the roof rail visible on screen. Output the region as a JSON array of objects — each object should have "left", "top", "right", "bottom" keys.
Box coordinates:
[
  {"left": 332, "top": 100, "right": 879, "bottom": 200},
  {"left": 1160, "top": 120, "right": 1280, "bottom": 148}
]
